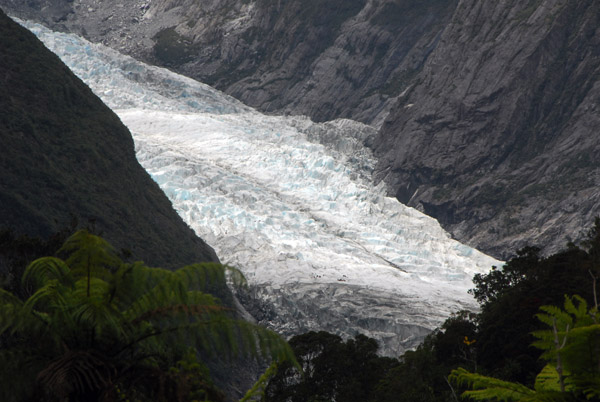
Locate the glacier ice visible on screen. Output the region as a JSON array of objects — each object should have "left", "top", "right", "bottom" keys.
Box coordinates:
[{"left": 21, "top": 19, "right": 501, "bottom": 355}]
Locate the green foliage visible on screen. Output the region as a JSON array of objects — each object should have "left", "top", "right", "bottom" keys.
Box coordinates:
[
  {"left": 372, "top": 337, "right": 452, "bottom": 402},
  {"left": 0, "top": 230, "right": 295, "bottom": 401},
  {"left": 470, "top": 246, "right": 541, "bottom": 305},
  {"left": 166, "top": 348, "right": 225, "bottom": 402},
  {"left": 473, "top": 240, "right": 595, "bottom": 384},
  {"left": 264, "top": 219, "right": 600, "bottom": 401},
  {"left": 533, "top": 364, "right": 566, "bottom": 394},
  {"left": 240, "top": 362, "right": 279, "bottom": 402},
  {"left": 0, "top": 226, "right": 73, "bottom": 296},
  {"left": 532, "top": 295, "right": 600, "bottom": 399},
  {"left": 264, "top": 331, "right": 398, "bottom": 402},
  {"left": 263, "top": 311, "right": 479, "bottom": 402},
  {"left": 450, "top": 295, "right": 600, "bottom": 401},
  {"left": 449, "top": 367, "right": 536, "bottom": 401},
  {"left": 449, "top": 365, "right": 571, "bottom": 401}
]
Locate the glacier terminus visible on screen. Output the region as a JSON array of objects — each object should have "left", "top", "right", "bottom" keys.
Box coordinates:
[{"left": 21, "top": 19, "right": 501, "bottom": 355}]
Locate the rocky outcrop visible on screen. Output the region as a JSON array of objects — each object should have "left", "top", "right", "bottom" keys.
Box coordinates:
[
  {"left": 0, "top": 0, "right": 456, "bottom": 125},
  {"left": 373, "top": 0, "right": 600, "bottom": 258},
  {"left": 0, "top": 8, "right": 219, "bottom": 269}
]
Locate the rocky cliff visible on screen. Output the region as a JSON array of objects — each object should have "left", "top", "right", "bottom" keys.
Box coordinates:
[
  {"left": 373, "top": 0, "right": 600, "bottom": 258},
  {"left": 0, "top": 8, "right": 219, "bottom": 269}
]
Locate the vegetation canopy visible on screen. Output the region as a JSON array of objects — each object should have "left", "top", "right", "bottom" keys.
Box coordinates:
[
  {"left": 0, "top": 230, "right": 295, "bottom": 402},
  {"left": 450, "top": 295, "right": 600, "bottom": 401}
]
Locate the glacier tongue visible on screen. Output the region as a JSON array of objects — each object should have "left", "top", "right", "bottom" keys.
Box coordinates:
[{"left": 21, "top": 19, "right": 501, "bottom": 355}]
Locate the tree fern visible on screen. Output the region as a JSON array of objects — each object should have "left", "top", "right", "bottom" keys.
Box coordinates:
[
  {"left": 0, "top": 230, "right": 296, "bottom": 401},
  {"left": 451, "top": 295, "right": 600, "bottom": 401}
]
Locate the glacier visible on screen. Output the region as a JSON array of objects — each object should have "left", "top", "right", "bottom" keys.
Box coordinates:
[{"left": 21, "top": 19, "right": 501, "bottom": 355}]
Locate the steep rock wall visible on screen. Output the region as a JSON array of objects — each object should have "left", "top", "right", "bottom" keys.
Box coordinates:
[{"left": 373, "top": 0, "right": 600, "bottom": 258}]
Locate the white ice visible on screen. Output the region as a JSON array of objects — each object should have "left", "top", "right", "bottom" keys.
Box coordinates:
[{"left": 21, "top": 19, "right": 501, "bottom": 354}]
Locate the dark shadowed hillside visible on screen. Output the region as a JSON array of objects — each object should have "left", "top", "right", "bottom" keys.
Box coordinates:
[{"left": 0, "top": 8, "right": 218, "bottom": 269}]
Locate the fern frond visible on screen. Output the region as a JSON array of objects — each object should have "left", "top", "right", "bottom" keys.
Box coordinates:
[
  {"left": 563, "top": 323, "right": 600, "bottom": 340},
  {"left": 72, "top": 277, "right": 111, "bottom": 300},
  {"left": 536, "top": 312, "right": 558, "bottom": 328},
  {"left": 225, "top": 264, "right": 248, "bottom": 288},
  {"left": 1, "top": 231, "right": 297, "bottom": 401},
  {"left": 122, "top": 281, "right": 187, "bottom": 322},
  {"left": 22, "top": 257, "right": 73, "bottom": 290},
  {"left": 240, "top": 362, "right": 279, "bottom": 402},
  {"left": 563, "top": 295, "right": 588, "bottom": 320},
  {"left": 534, "top": 364, "right": 568, "bottom": 393},
  {"left": 22, "top": 280, "right": 69, "bottom": 313},
  {"left": 449, "top": 367, "right": 535, "bottom": 401},
  {"left": 108, "top": 262, "right": 149, "bottom": 307},
  {"left": 0, "top": 287, "right": 24, "bottom": 306},
  {"left": 175, "top": 263, "right": 227, "bottom": 290},
  {"left": 37, "top": 349, "right": 115, "bottom": 398},
  {"left": 130, "top": 303, "right": 226, "bottom": 325},
  {"left": 59, "top": 230, "right": 120, "bottom": 279},
  {"left": 538, "top": 306, "right": 573, "bottom": 329},
  {"left": 69, "top": 297, "right": 125, "bottom": 340},
  {"left": 518, "top": 391, "right": 572, "bottom": 402},
  {"left": 566, "top": 373, "right": 600, "bottom": 400}
]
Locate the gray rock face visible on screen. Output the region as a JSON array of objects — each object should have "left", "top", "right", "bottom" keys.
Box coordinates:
[
  {"left": 373, "top": 0, "right": 600, "bottom": 258},
  {"left": 0, "top": 0, "right": 456, "bottom": 125}
]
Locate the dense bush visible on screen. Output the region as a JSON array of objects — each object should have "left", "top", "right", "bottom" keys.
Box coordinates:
[
  {"left": 265, "top": 331, "right": 398, "bottom": 402},
  {"left": 0, "top": 230, "right": 295, "bottom": 401}
]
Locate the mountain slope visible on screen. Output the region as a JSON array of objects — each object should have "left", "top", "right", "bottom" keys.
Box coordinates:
[
  {"left": 0, "top": 0, "right": 457, "bottom": 126},
  {"left": 0, "top": 8, "right": 218, "bottom": 268},
  {"left": 373, "top": 0, "right": 600, "bottom": 258}
]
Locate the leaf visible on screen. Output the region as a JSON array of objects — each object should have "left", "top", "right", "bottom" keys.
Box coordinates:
[
  {"left": 449, "top": 367, "right": 535, "bottom": 401},
  {"left": 37, "top": 349, "right": 115, "bottom": 397},
  {"left": 534, "top": 364, "right": 562, "bottom": 392},
  {"left": 565, "top": 372, "right": 600, "bottom": 400},
  {"left": 22, "top": 257, "right": 73, "bottom": 291},
  {"left": 240, "top": 362, "right": 279, "bottom": 402},
  {"left": 59, "top": 230, "right": 120, "bottom": 279}
]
